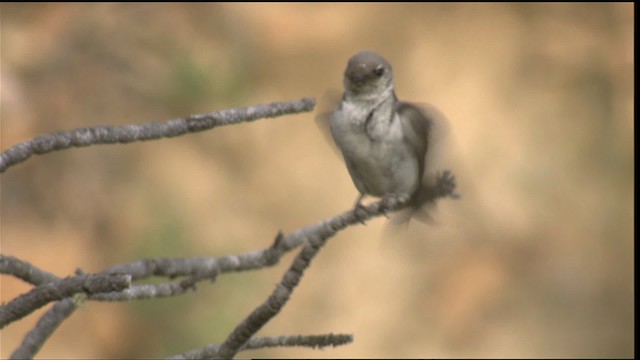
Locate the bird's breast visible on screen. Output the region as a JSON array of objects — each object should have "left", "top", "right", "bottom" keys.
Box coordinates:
[{"left": 330, "top": 105, "right": 420, "bottom": 197}]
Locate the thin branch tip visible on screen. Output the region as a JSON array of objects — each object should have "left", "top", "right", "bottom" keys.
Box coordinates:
[{"left": 0, "top": 97, "right": 317, "bottom": 173}]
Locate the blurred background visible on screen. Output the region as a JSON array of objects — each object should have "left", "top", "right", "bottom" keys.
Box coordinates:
[{"left": 0, "top": 3, "right": 633, "bottom": 358}]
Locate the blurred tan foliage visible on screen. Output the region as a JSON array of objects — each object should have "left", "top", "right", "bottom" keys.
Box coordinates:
[{"left": 0, "top": 3, "right": 633, "bottom": 358}]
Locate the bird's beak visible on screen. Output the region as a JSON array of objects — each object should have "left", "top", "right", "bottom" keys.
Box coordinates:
[{"left": 346, "top": 71, "right": 366, "bottom": 87}]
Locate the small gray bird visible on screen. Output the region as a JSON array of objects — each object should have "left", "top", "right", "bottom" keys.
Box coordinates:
[{"left": 327, "top": 50, "right": 456, "bottom": 222}]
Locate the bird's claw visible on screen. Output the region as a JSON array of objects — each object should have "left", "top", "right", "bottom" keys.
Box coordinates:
[{"left": 353, "top": 201, "right": 369, "bottom": 225}]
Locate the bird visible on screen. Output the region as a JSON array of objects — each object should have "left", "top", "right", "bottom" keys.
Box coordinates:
[{"left": 325, "top": 50, "right": 457, "bottom": 223}]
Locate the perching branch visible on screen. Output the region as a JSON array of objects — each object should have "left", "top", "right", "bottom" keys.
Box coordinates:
[
  {"left": 179, "top": 177, "right": 456, "bottom": 359},
  {"left": 0, "top": 98, "right": 316, "bottom": 173},
  {"left": 1, "top": 96, "right": 458, "bottom": 359},
  {"left": 213, "top": 197, "right": 406, "bottom": 359},
  {"left": 2, "top": 180, "right": 456, "bottom": 358}
]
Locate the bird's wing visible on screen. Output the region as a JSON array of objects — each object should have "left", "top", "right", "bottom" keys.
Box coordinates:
[
  {"left": 393, "top": 101, "right": 451, "bottom": 224},
  {"left": 315, "top": 89, "right": 344, "bottom": 158},
  {"left": 396, "top": 101, "right": 450, "bottom": 182}
]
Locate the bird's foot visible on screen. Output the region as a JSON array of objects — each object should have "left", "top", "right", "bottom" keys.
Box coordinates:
[
  {"left": 352, "top": 194, "right": 369, "bottom": 225},
  {"left": 353, "top": 201, "right": 369, "bottom": 225}
]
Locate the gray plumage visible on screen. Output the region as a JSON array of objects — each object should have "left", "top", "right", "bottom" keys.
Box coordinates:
[{"left": 328, "top": 50, "right": 449, "bottom": 222}]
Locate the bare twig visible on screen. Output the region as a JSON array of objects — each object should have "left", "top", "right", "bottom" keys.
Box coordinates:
[
  {"left": 2, "top": 198, "right": 387, "bottom": 359},
  {"left": 0, "top": 274, "right": 131, "bottom": 329},
  {"left": 0, "top": 254, "right": 60, "bottom": 286},
  {"left": 9, "top": 299, "right": 78, "bottom": 360},
  {"left": 213, "top": 198, "right": 400, "bottom": 359},
  {"left": 0, "top": 98, "right": 316, "bottom": 173},
  {"left": 4, "top": 181, "right": 456, "bottom": 358},
  {"left": 3, "top": 180, "right": 456, "bottom": 358},
  {"left": 1, "top": 95, "right": 458, "bottom": 359},
  {"left": 169, "top": 333, "right": 354, "bottom": 359},
  {"left": 98, "top": 196, "right": 401, "bottom": 285},
  {"left": 237, "top": 333, "right": 353, "bottom": 350},
  {"left": 89, "top": 273, "right": 215, "bottom": 301}
]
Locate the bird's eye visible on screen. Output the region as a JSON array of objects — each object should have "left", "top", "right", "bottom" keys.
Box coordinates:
[{"left": 374, "top": 66, "right": 385, "bottom": 76}]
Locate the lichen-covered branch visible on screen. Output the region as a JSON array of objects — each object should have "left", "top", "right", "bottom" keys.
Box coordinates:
[
  {"left": 0, "top": 274, "right": 131, "bottom": 329},
  {"left": 89, "top": 273, "right": 215, "bottom": 301},
  {"left": 0, "top": 98, "right": 316, "bottom": 173},
  {"left": 168, "top": 333, "right": 354, "bottom": 359},
  {"left": 2, "top": 177, "right": 457, "bottom": 358},
  {"left": 0, "top": 254, "right": 61, "bottom": 286},
  {"left": 0, "top": 96, "right": 458, "bottom": 359},
  {"left": 213, "top": 197, "right": 404, "bottom": 359},
  {"left": 9, "top": 299, "right": 78, "bottom": 360}
]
